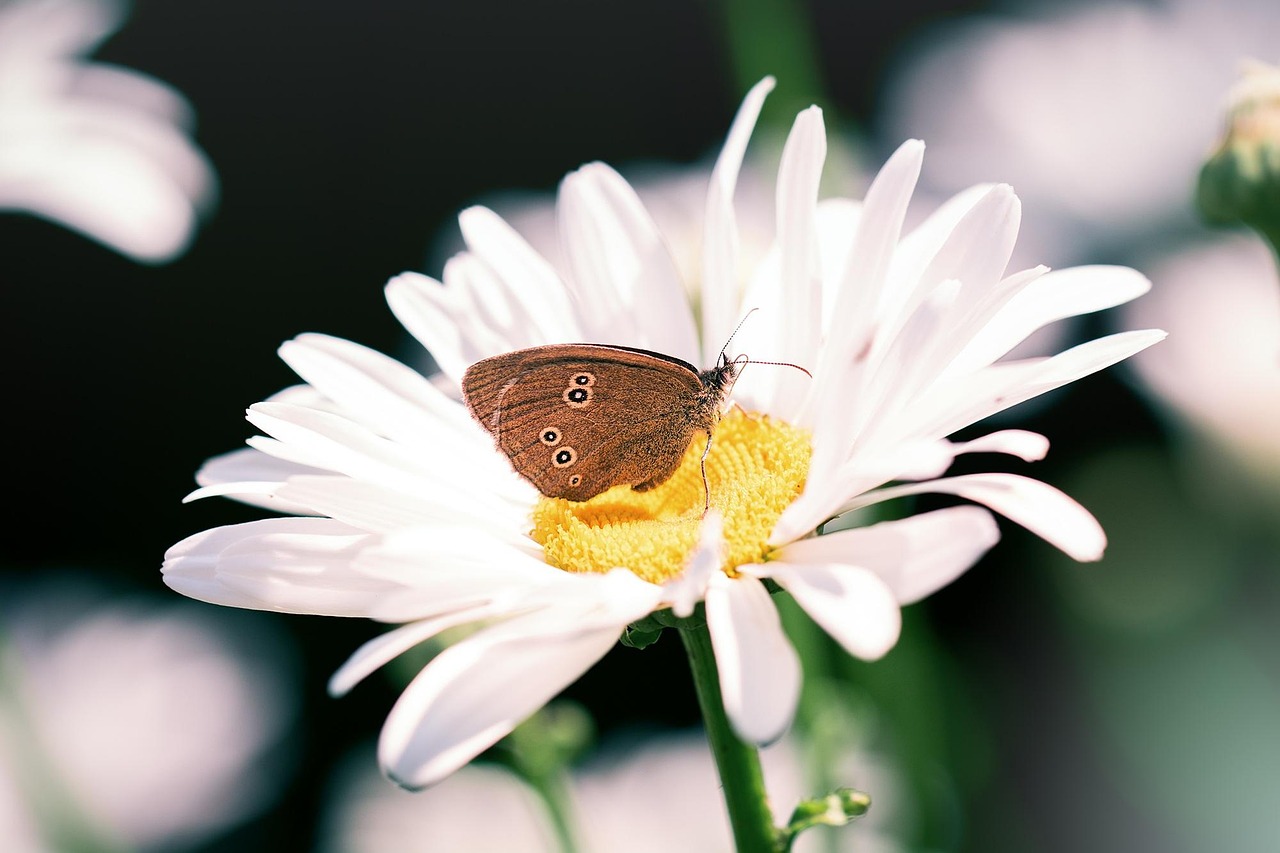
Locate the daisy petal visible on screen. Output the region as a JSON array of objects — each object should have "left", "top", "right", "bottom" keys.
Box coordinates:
[
  {"left": 702, "top": 76, "right": 775, "bottom": 365},
  {"left": 848, "top": 473, "right": 1107, "bottom": 562},
  {"left": 705, "top": 574, "right": 800, "bottom": 745},
  {"left": 765, "top": 562, "right": 902, "bottom": 660},
  {"left": 914, "top": 328, "right": 1168, "bottom": 440},
  {"left": 560, "top": 162, "right": 699, "bottom": 362},
  {"left": 456, "top": 205, "right": 580, "bottom": 343},
  {"left": 951, "top": 429, "right": 1050, "bottom": 462},
  {"left": 384, "top": 272, "right": 489, "bottom": 389},
  {"left": 380, "top": 616, "right": 621, "bottom": 789},
  {"left": 162, "top": 517, "right": 380, "bottom": 615},
  {"left": 378, "top": 572, "right": 657, "bottom": 789},
  {"left": 774, "top": 506, "right": 999, "bottom": 604},
  {"left": 279, "top": 333, "right": 479, "bottom": 441},
  {"left": 770, "top": 106, "right": 827, "bottom": 421},
  {"left": 664, "top": 511, "right": 723, "bottom": 618},
  {"left": 558, "top": 164, "right": 697, "bottom": 360},
  {"left": 821, "top": 139, "right": 924, "bottom": 379},
  {"left": 947, "top": 264, "right": 1153, "bottom": 375},
  {"left": 328, "top": 602, "right": 508, "bottom": 697}
]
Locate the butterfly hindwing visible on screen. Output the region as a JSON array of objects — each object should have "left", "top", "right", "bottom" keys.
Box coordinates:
[{"left": 461, "top": 344, "right": 707, "bottom": 500}]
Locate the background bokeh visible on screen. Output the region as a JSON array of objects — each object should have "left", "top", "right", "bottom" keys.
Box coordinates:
[{"left": 3, "top": 0, "right": 1277, "bottom": 851}]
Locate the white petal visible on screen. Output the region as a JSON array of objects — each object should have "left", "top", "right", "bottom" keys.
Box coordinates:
[
  {"left": 380, "top": 616, "right": 621, "bottom": 789},
  {"left": 774, "top": 506, "right": 1000, "bottom": 604},
  {"left": 383, "top": 272, "right": 490, "bottom": 389},
  {"left": 443, "top": 253, "right": 552, "bottom": 353},
  {"left": 946, "top": 264, "right": 1153, "bottom": 376},
  {"left": 456, "top": 205, "right": 580, "bottom": 342},
  {"left": 245, "top": 401, "right": 523, "bottom": 513},
  {"left": 162, "top": 517, "right": 381, "bottom": 615},
  {"left": 701, "top": 76, "right": 775, "bottom": 365},
  {"left": 190, "top": 447, "right": 323, "bottom": 513},
  {"left": 272, "top": 475, "right": 528, "bottom": 535},
  {"left": 279, "top": 333, "right": 479, "bottom": 441},
  {"left": 813, "top": 139, "right": 924, "bottom": 400},
  {"left": 378, "top": 573, "right": 658, "bottom": 789},
  {"left": 765, "top": 562, "right": 902, "bottom": 660},
  {"left": 328, "top": 602, "right": 509, "bottom": 697},
  {"left": 353, "top": 525, "right": 561, "bottom": 592},
  {"left": 916, "top": 183, "right": 1021, "bottom": 313},
  {"left": 950, "top": 429, "right": 1050, "bottom": 462},
  {"left": 556, "top": 162, "right": 698, "bottom": 361},
  {"left": 768, "top": 106, "right": 827, "bottom": 421},
  {"left": 664, "top": 511, "right": 723, "bottom": 618},
  {"left": 848, "top": 473, "right": 1107, "bottom": 562},
  {"left": 911, "top": 329, "right": 1167, "bottom": 440},
  {"left": 705, "top": 574, "right": 799, "bottom": 745}
]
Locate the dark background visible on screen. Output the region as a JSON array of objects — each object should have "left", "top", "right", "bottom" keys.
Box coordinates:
[{"left": 1, "top": 2, "right": 1181, "bottom": 851}]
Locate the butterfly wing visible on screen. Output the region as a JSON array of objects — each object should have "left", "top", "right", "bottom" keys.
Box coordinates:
[{"left": 462, "top": 344, "right": 706, "bottom": 500}]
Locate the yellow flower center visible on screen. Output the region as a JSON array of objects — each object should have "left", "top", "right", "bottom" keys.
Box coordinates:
[{"left": 530, "top": 410, "right": 811, "bottom": 584}]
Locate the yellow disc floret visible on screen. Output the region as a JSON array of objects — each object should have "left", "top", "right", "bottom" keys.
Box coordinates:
[{"left": 531, "top": 410, "right": 811, "bottom": 584}]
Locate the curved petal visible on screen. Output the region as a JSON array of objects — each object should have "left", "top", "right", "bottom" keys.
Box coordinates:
[
  {"left": 383, "top": 272, "right": 493, "bottom": 389},
  {"left": 328, "top": 602, "right": 510, "bottom": 697},
  {"left": 945, "top": 264, "right": 1152, "bottom": 377},
  {"left": 378, "top": 572, "right": 658, "bottom": 789},
  {"left": 766, "top": 106, "right": 827, "bottom": 422},
  {"left": 846, "top": 473, "right": 1107, "bottom": 562},
  {"left": 702, "top": 76, "right": 775, "bottom": 365},
  {"left": 456, "top": 205, "right": 580, "bottom": 343},
  {"left": 161, "top": 517, "right": 381, "bottom": 615},
  {"left": 773, "top": 506, "right": 999, "bottom": 604},
  {"left": 705, "top": 573, "right": 800, "bottom": 745},
  {"left": 765, "top": 562, "right": 902, "bottom": 660},
  {"left": 556, "top": 162, "right": 698, "bottom": 362}
]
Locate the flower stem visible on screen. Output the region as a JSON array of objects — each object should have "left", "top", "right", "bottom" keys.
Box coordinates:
[
  {"left": 680, "top": 622, "right": 781, "bottom": 853},
  {"left": 526, "top": 768, "right": 580, "bottom": 853}
]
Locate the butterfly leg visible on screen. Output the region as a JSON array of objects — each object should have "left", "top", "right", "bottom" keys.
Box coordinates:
[{"left": 698, "top": 433, "right": 712, "bottom": 515}]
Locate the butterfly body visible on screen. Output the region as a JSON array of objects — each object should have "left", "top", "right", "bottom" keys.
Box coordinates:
[{"left": 462, "top": 344, "right": 740, "bottom": 502}]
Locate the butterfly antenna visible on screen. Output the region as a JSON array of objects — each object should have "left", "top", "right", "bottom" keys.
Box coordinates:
[
  {"left": 737, "top": 357, "right": 813, "bottom": 378},
  {"left": 717, "top": 308, "right": 760, "bottom": 363}
]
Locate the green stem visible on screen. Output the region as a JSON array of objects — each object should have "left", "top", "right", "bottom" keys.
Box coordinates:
[
  {"left": 526, "top": 768, "right": 580, "bottom": 853},
  {"left": 680, "top": 622, "right": 780, "bottom": 853}
]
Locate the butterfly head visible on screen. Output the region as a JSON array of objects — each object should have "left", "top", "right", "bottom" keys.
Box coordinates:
[{"left": 698, "top": 351, "right": 745, "bottom": 404}]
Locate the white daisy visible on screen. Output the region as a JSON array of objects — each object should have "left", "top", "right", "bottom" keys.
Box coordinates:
[
  {"left": 163, "top": 77, "right": 1164, "bottom": 790},
  {"left": 0, "top": 0, "right": 215, "bottom": 263}
]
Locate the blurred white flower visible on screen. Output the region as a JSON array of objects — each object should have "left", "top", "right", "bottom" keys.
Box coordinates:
[
  {"left": 881, "top": 0, "right": 1280, "bottom": 265},
  {"left": 0, "top": 580, "right": 295, "bottom": 851},
  {"left": 319, "top": 731, "right": 904, "bottom": 853},
  {"left": 1126, "top": 234, "right": 1280, "bottom": 478},
  {"left": 0, "top": 0, "right": 215, "bottom": 263}
]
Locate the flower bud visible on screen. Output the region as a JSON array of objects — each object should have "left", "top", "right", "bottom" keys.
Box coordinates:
[{"left": 1197, "top": 60, "right": 1280, "bottom": 236}]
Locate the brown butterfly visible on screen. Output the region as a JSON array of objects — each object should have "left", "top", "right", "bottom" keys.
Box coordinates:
[{"left": 461, "top": 344, "right": 744, "bottom": 505}]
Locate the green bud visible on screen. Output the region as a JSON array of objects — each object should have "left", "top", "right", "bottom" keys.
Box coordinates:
[
  {"left": 1197, "top": 60, "right": 1280, "bottom": 238},
  {"left": 501, "top": 700, "right": 595, "bottom": 779},
  {"left": 620, "top": 622, "right": 664, "bottom": 649},
  {"left": 783, "top": 787, "right": 872, "bottom": 847}
]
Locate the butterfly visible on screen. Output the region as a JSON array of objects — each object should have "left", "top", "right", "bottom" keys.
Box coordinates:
[{"left": 461, "top": 344, "right": 744, "bottom": 505}]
